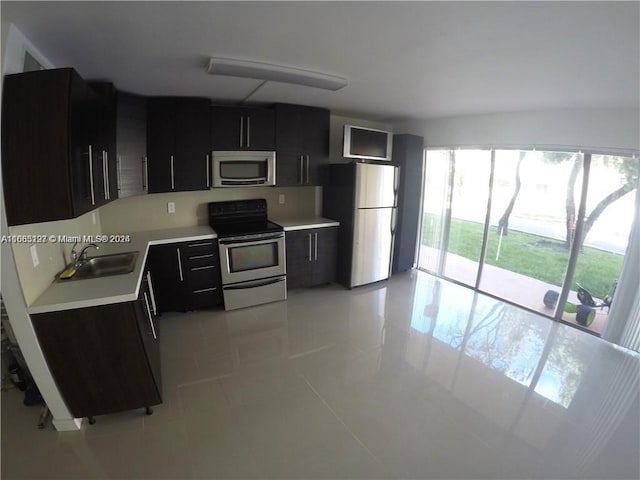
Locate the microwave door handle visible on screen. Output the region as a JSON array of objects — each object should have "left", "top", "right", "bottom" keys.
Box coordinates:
[
  {"left": 239, "top": 116, "right": 244, "bottom": 148},
  {"left": 264, "top": 157, "right": 269, "bottom": 184}
]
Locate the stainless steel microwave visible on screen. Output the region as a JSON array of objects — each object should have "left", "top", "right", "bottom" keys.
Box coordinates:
[{"left": 211, "top": 151, "right": 276, "bottom": 187}]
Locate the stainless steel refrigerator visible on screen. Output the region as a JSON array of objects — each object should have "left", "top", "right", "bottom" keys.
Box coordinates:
[{"left": 324, "top": 162, "right": 398, "bottom": 288}]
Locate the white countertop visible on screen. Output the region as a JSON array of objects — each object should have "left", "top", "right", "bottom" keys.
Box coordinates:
[
  {"left": 273, "top": 217, "right": 339, "bottom": 231},
  {"left": 28, "top": 226, "right": 217, "bottom": 315}
]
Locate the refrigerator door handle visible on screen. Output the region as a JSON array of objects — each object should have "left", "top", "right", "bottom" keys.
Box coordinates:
[
  {"left": 390, "top": 207, "right": 398, "bottom": 235},
  {"left": 393, "top": 165, "right": 400, "bottom": 198}
]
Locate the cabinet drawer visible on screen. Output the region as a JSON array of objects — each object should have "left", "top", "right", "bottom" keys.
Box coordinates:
[
  {"left": 185, "top": 252, "right": 218, "bottom": 269},
  {"left": 183, "top": 240, "right": 217, "bottom": 256},
  {"left": 188, "top": 266, "right": 219, "bottom": 289},
  {"left": 190, "top": 286, "right": 222, "bottom": 309}
]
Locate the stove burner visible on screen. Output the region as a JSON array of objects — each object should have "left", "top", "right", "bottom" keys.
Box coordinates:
[{"left": 208, "top": 199, "right": 283, "bottom": 237}]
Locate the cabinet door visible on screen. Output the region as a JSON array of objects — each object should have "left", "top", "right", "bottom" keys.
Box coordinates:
[
  {"left": 245, "top": 108, "right": 275, "bottom": 150},
  {"left": 86, "top": 89, "right": 108, "bottom": 206},
  {"left": 32, "top": 303, "right": 161, "bottom": 418},
  {"left": 146, "top": 98, "right": 175, "bottom": 193},
  {"left": 211, "top": 106, "right": 244, "bottom": 150},
  {"left": 89, "top": 82, "right": 118, "bottom": 202},
  {"left": 286, "top": 230, "right": 313, "bottom": 289},
  {"left": 391, "top": 134, "right": 425, "bottom": 273},
  {"left": 175, "top": 99, "right": 211, "bottom": 190},
  {"left": 275, "top": 104, "right": 329, "bottom": 186},
  {"left": 116, "top": 92, "right": 147, "bottom": 197},
  {"left": 68, "top": 72, "right": 96, "bottom": 218},
  {"left": 212, "top": 106, "right": 275, "bottom": 151},
  {"left": 147, "top": 243, "right": 187, "bottom": 313},
  {"left": 276, "top": 150, "right": 306, "bottom": 186},
  {"left": 275, "top": 104, "right": 304, "bottom": 150},
  {"left": 138, "top": 272, "right": 162, "bottom": 392},
  {"left": 311, "top": 227, "right": 338, "bottom": 285},
  {"left": 303, "top": 107, "right": 330, "bottom": 186}
]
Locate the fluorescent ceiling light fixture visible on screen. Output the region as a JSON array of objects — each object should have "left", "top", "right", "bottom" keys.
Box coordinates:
[{"left": 206, "top": 57, "right": 348, "bottom": 91}]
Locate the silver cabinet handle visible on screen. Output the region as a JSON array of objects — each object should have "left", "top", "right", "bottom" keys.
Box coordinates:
[
  {"left": 102, "top": 152, "right": 107, "bottom": 200},
  {"left": 314, "top": 232, "right": 318, "bottom": 261},
  {"left": 116, "top": 155, "right": 122, "bottom": 194},
  {"left": 306, "top": 155, "right": 310, "bottom": 184},
  {"left": 191, "top": 265, "right": 216, "bottom": 271},
  {"left": 142, "top": 156, "right": 148, "bottom": 192},
  {"left": 170, "top": 155, "right": 175, "bottom": 190},
  {"left": 143, "top": 292, "right": 157, "bottom": 339},
  {"left": 146, "top": 271, "right": 157, "bottom": 316},
  {"left": 246, "top": 116, "right": 251, "bottom": 148},
  {"left": 88, "top": 144, "right": 95, "bottom": 205},
  {"left": 308, "top": 233, "right": 312, "bottom": 262},
  {"left": 206, "top": 154, "right": 210, "bottom": 188},
  {"left": 105, "top": 151, "right": 110, "bottom": 199},
  {"left": 239, "top": 116, "right": 244, "bottom": 148},
  {"left": 193, "top": 286, "right": 217, "bottom": 294},
  {"left": 189, "top": 253, "right": 214, "bottom": 260},
  {"left": 103, "top": 151, "right": 110, "bottom": 200},
  {"left": 187, "top": 242, "right": 213, "bottom": 248},
  {"left": 176, "top": 248, "right": 184, "bottom": 281},
  {"left": 299, "top": 156, "right": 304, "bottom": 184}
]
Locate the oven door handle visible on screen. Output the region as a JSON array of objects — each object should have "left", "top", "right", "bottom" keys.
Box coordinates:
[
  {"left": 219, "top": 233, "right": 284, "bottom": 244},
  {"left": 223, "top": 276, "right": 286, "bottom": 290},
  {"left": 221, "top": 177, "right": 267, "bottom": 183}
]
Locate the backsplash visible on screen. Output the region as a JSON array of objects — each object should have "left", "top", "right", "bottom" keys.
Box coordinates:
[
  {"left": 99, "top": 186, "right": 319, "bottom": 234},
  {"left": 8, "top": 210, "right": 102, "bottom": 306}
]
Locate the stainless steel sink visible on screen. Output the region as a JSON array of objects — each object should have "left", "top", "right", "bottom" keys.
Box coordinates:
[{"left": 59, "top": 251, "right": 139, "bottom": 281}]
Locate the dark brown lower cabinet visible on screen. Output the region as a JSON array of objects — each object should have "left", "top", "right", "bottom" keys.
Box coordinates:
[
  {"left": 286, "top": 227, "right": 337, "bottom": 289},
  {"left": 147, "top": 240, "right": 223, "bottom": 313},
  {"left": 31, "top": 281, "right": 161, "bottom": 419}
]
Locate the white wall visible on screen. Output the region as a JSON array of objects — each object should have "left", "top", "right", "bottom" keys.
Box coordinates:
[{"left": 395, "top": 108, "right": 640, "bottom": 153}]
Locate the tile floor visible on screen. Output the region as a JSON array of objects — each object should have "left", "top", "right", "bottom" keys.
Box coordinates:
[{"left": 2, "top": 270, "right": 639, "bottom": 479}]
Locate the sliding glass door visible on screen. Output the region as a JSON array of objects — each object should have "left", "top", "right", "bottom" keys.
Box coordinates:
[
  {"left": 418, "top": 148, "right": 639, "bottom": 336},
  {"left": 480, "top": 150, "right": 582, "bottom": 313},
  {"left": 565, "top": 154, "right": 637, "bottom": 332},
  {"left": 419, "top": 149, "right": 491, "bottom": 287}
]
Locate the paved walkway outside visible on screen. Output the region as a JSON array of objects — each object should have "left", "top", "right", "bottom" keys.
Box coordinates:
[{"left": 418, "top": 246, "right": 608, "bottom": 335}]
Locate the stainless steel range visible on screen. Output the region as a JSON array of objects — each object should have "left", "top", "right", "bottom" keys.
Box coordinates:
[{"left": 208, "top": 199, "right": 286, "bottom": 310}]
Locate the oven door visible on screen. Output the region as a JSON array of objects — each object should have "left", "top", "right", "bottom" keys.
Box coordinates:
[{"left": 218, "top": 232, "right": 286, "bottom": 285}]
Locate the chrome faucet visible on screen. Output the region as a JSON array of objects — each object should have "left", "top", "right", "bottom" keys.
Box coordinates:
[{"left": 71, "top": 242, "right": 99, "bottom": 268}]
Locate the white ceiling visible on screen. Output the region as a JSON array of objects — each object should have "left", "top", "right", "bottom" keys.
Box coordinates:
[{"left": 2, "top": 1, "right": 639, "bottom": 122}]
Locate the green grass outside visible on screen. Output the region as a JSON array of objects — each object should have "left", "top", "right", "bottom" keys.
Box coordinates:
[{"left": 422, "top": 214, "right": 623, "bottom": 298}]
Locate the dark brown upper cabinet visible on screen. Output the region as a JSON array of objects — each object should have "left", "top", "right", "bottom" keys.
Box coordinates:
[
  {"left": 274, "top": 104, "right": 330, "bottom": 186},
  {"left": 116, "top": 91, "right": 147, "bottom": 197},
  {"left": 1, "top": 68, "right": 117, "bottom": 226},
  {"left": 211, "top": 106, "right": 275, "bottom": 151},
  {"left": 88, "top": 82, "right": 118, "bottom": 203},
  {"left": 146, "top": 97, "right": 211, "bottom": 193}
]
